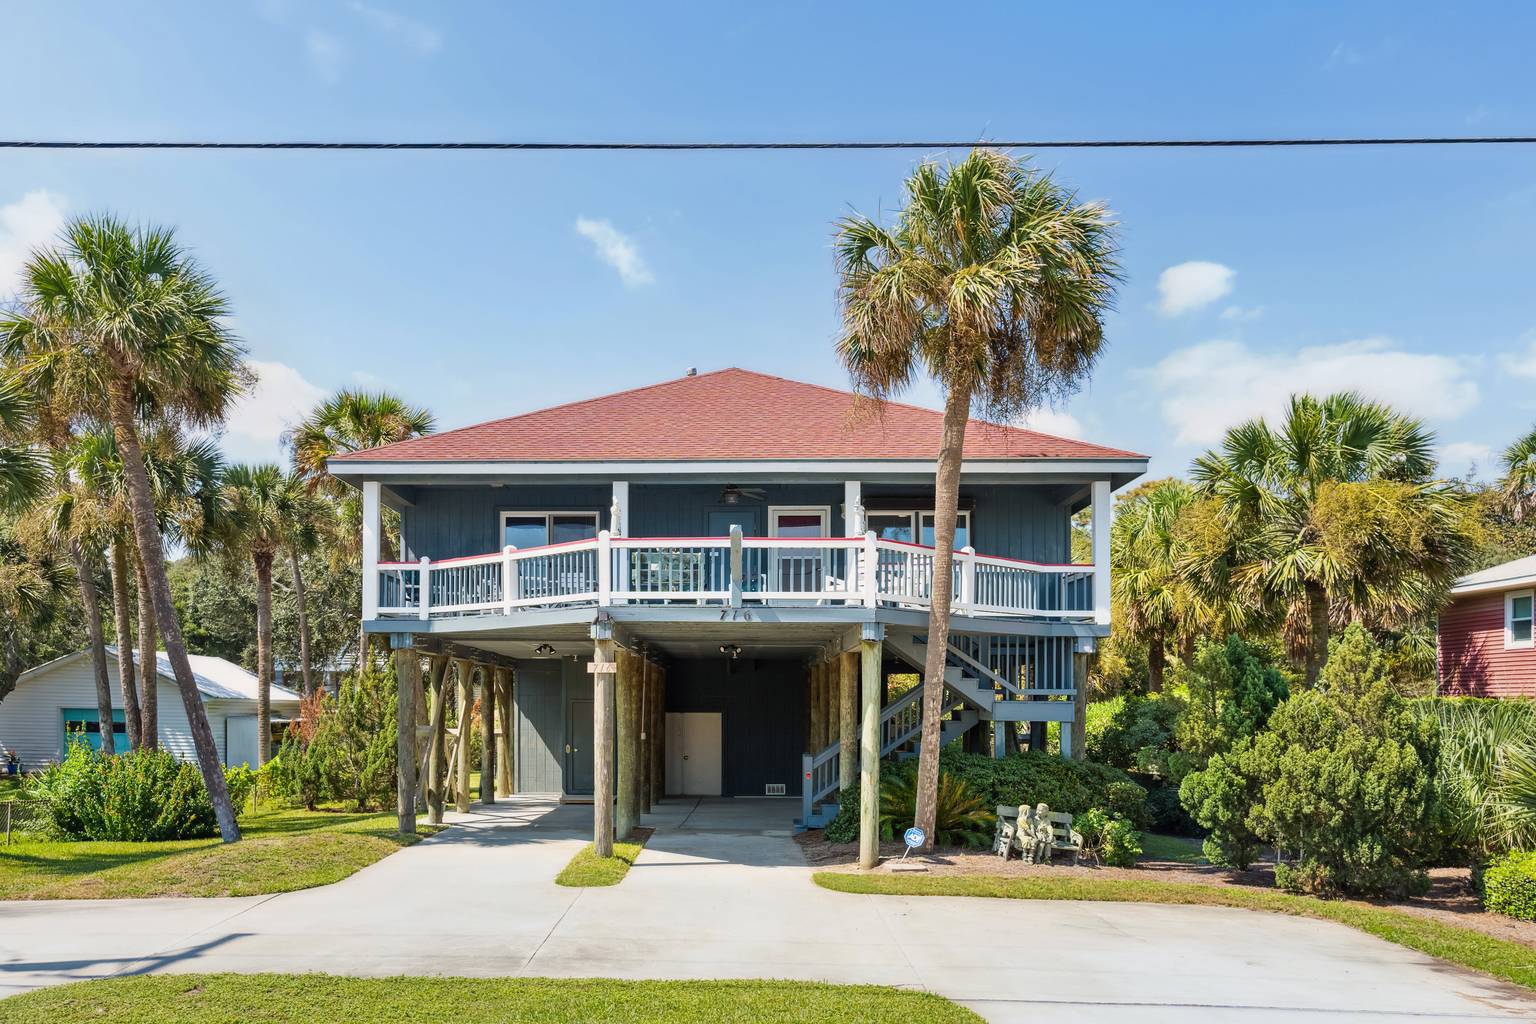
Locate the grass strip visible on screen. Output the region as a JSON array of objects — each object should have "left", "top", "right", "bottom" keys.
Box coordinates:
[
  {"left": 0, "top": 809, "right": 436, "bottom": 900},
  {"left": 556, "top": 834, "right": 647, "bottom": 887},
  {"left": 0, "top": 974, "right": 984, "bottom": 1023},
  {"left": 815, "top": 871, "right": 1536, "bottom": 993}
]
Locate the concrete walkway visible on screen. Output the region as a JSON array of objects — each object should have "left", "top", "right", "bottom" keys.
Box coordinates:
[{"left": 3, "top": 797, "right": 1534, "bottom": 1022}]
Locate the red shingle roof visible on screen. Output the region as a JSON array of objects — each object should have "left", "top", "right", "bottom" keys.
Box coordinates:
[{"left": 331, "top": 368, "right": 1144, "bottom": 463}]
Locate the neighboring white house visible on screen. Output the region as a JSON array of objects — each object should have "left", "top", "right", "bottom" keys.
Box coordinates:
[{"left": 0, "top": 647, "right": 301, "bottom": 772}]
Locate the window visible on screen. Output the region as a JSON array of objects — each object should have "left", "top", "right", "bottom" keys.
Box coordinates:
[
  {"left": 1507, "top": 589, "right": 1534, "bottom": 649},
  {"left": 62, "top": 708, "right": 127, "bottom": 754},
  {"left": 866, "top": 510, "right": 970, "bottom": 549},
  {"left": 768, "top": 507, "right": 830, "bottom": 538},
  {"left": 499, "top": 511, "right": 599, "bottom": 549}
]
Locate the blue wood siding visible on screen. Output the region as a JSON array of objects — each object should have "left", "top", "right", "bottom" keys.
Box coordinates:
[
  {"left": 664, "top": 658, "right": 808, "bottom": 797},
  {"left": 513, "top": 660, "right": 565, "bottom": 793},
  {"left": 401, "top": 481, "right": 1072, "bottom": 563}
]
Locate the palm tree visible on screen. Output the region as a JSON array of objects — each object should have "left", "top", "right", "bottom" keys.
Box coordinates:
[
  {"left": 1192, "top": 392, "right": 1476, "bottom": 685},
  {"left": 1111, "top": 479, "right": 1198, "bottom": 692},
  {"left": 72, "top": 424, "right": 224, "bottom": 750},
  {"left": 0, "top": 374, "right": 45, "bottom": 510},
  {"left": 289, "top": 390, "right": 436, "bottom": 496},
  {"left": 216, "top": 464, "right": 308, "bottom": 762},
  {"left": 1, "top": 215, "right": 252, "bottom": 842},
  {"left": 1500, "top": 425, "right": 1536, "bottom": 520},
  {"left": 281, "top": 475, "right": 324, "bottom": 695},
  {"left": 835, "top": 149, "right": 1121, "bottom": 845}
]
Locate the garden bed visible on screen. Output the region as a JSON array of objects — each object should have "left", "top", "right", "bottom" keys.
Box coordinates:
[{"left": 796, "top": 830, "right": 1536, "bottom": 951}]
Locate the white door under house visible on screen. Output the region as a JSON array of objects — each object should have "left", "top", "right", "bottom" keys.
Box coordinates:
[{"left": 665, "top": 712, "right": 722, "bottom": 796}]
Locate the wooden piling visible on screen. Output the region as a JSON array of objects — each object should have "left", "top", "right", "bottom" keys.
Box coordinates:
[
  {"left": 480, "top": 664, "right": 496, "bottom": 804},
  {"left": 859, "top": 638, "right": 881, "bottom": 870},
  {"left": 838, "top": 650, "right": 858, "bottom": 791},
  {"left": 428, "top": 658, "right": 448, "bottom": 824},
  {"left": 454, "top": 658, "right": 472, "bottom": 813},
  {"left": 495, "top": 667, "right": 514, "bottom": 797},
  {"left": 393, "top": 647, "right": 419, "bottom": 835},
  {"left": 593, "top": 634, "right": 617, "bottom": 857}
]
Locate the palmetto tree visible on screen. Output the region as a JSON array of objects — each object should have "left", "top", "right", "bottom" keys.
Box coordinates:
[
  {"left": 1, "top": 215, "right": 252, "bottom": 842},
  {"left": 1111, "top": 479, "right": 1199, "bottom": 692},
  {"left": 217, "top": 463, "right": 309, "bottom": 762},
  {"left": 835, "top": 149, "right": 1120, "bottom": 845},
  {"left": 73, "top": 424, "right": 224, "bottom": 750},
  {"left": 0, "top": 374, "right": 45, "bottom": 510},
  {"left": 1500, "top": 425, "right": 1536, "bottom": 521},
  {"left": 1193, "top": 392, "right": 1475, "bottom": 685}
]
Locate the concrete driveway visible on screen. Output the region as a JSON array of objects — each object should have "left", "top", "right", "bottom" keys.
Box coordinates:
[{"left": 2, "top": 796, "right": 1533, "bottom": 1022}]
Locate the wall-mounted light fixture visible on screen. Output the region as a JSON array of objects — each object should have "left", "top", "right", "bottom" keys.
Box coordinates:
[
  {"left": 719, "top": 643, "right": 742, "bottom": 660},
  {"left": 533, "top": 643, "right": 556, "bottom": 657}
]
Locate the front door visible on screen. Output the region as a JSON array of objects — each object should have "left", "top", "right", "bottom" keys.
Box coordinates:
[
  {"left": 566, "top": 698, "right": 594, "bottom": 795},
  {"left": 665, "top": 712, "right": 723, "bottom": 796}
]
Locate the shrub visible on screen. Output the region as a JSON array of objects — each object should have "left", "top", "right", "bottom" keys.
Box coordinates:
[
  {"left": 1180, "top": 625, "right": 1441, "bottom": 897},
  {"left": 1143, "top": 780, "right": 1198, "bottom": 835},
  {"left": 1482, "top": 851, "right": 1536, "bottom": 921},
  {"left": 877, "top": 764, "right": 994, "bottom": 848},
  {"left": 1085, "top": 693, "right": 1186, "bottom": 778},
  {"left": 822, "top": 783, "right": 861, "bottom": 843},
  {"left": 940, "top": 748, "right": 1149, "bottom": 828},
  {"left": 1075, "top": 807, "right": 1143, "bottom": 867},
  {"left": 28, "top": 745, "right": 249, "bottom": 842},
  {"left": 1176, "top": 634, "right": 1288, "bottom": 762},
  {"left": 264, "top": 662, "right": 398, "bottom": 811}
]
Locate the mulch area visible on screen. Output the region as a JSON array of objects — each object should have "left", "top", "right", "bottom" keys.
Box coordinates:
[{"left": 794, "top": 831, "right": 1536, "bottom": 950}]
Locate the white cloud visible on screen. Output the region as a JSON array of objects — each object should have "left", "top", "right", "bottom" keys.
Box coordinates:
[
  {"left": 219, "top": 360, "right": 327, "bottom": 464},
  {"left": 575, "top": 217, "right": 654, "bottom": 288},
  {"left": 0, "top": 190, "right": 66, "bottom": 294},
  {"left": 1327, "top": 42, "right": 1365, "bottom": 68},
  {"left": 1156, "top": 261, "right": 1234, "bottom": 316},
  {"left": 346, "top": 2, "right": 442, "bottom": 54},
  {"left": 306, "top": 30, "right": 346, "bottom": 82},
  {"left": 1497, "top": 331, "right": 1536, "bottom": 379},
  {"left": 1149, "top": 336, "right": 1479, "bottom": 446},
  {"left": 1017, "top": 407, "right": 1084, "bottom": 439},
  {"left": 1219, "top": 304, "right": 1264, "bottom": 323},
  {"left": 1440, "top": 441, "right": 1496, "bottom": 480}
]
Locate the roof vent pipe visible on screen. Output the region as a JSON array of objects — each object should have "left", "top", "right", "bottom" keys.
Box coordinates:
[{"left": 685, "top": 367, "right": 697, "bottom": 376}]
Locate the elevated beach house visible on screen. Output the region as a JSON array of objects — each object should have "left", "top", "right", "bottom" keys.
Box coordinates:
[{"left": 330, "top": 368, "right": 1146, "bottom": 831}]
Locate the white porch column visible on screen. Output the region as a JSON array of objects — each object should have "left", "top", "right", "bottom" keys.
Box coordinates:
[
  {"left": 362, "top": 479, "right": 381, "bottom": 621},
  {"left": 843, "top": 480, "right": 864, "bottom": 536},
  {"left": 1091, "top": 478, "right": 1112, "bottom": 625}
]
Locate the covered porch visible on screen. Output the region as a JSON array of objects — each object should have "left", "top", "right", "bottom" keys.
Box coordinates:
[{"left": 381, "top": 608, "right": 1091, "bottom": 867}]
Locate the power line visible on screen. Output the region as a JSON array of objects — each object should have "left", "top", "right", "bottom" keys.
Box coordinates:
[{"left": 1, "top": 135, "right": 1534, "bottom": 152}]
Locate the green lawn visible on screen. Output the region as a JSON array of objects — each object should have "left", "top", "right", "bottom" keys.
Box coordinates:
[
  {"left": 0, "top": 775, "right": 24, "bottom": 798},
  {"left": 0, "top": 975, "right": 983, "bottom": 1023},
  {"left": 0, "top": 808, "right": 435, "bottom": 899},
  {"left": 815, "top": 872, "right": 1536, "bottom": 994},
  {"left": 556, "top": 835, "right": 647, "bottom": 887},
  {"left": 1139, "top": 832, "right": 1207, "bottom": 864}
]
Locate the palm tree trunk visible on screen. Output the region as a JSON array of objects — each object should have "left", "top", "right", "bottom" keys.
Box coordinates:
[
  {"left": 914, "top": 387, "right": 970, "bottom": 852},
  {"left": 254, "top": 550, "right": 275, "bottom": 764},
  {"left": 1147, "top": 631, "right": 1166, "bottom": 694},
  {"left": 288, "top": 546, "right": 315, "bottom": 695},
  {"left": 108, "top": 538, "right": 142, "bottom": 751},
  {"left": 1305, "top": 581, "right": 1330, "bottom": 687},
  {"left": 134, "top": 549, "right": 158, "bottom": 750},
  {"left": 69, "top": 541, "right": 116, "bottom": 757},
  {"left": 105, "top": 377, "right": 239, "bottom": 842}
]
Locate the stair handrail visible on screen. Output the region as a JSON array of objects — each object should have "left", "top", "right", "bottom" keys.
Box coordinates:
[
  {"left": 801, "top": 685, "right": 927, "bottom": 817},
  {"left": 945, "top": 638, "right": 1022, "bottom": 698}
]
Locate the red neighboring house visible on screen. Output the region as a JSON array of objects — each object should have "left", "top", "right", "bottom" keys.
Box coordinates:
[{"left": 1438, "top": 554, "right": 1536, "bottom": 697}]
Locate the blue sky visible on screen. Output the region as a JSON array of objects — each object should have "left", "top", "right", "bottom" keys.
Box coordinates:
[{"left": 2, "top": 2, "right": 1532, "bottom": 480}]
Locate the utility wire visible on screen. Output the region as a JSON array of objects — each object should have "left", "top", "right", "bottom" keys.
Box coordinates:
[{"left": 1, "top": 136, "right": 1535, "bottom": 151}]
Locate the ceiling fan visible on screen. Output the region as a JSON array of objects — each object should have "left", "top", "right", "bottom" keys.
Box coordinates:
[{"left": 718, "top": 483, "right": 766, "bottom": 505}]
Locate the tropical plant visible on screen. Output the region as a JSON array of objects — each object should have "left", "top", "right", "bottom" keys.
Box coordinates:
[
  {"left": 1, "top": 214, "right": 252, "bottom": 842},
  {"left": 1431, "top": 699, "right": 1536, "bottom": 859},
  {"left": 0, "top": 511, "right": 76, "bottom": 701},
  {"left": 1111, "top": 479, "right": 1199, "bottom": 691},
  {"left": 0, "top": 373, "right": 45, "bottom": 509},
  {"left": 1192, "top": 393, "right": 1476, "bottom": 685},
  {"left": 940, "top": 748, "right": 1149, "bottom": 827},
  {"left": 878, "top": 764, "right": 995, "bottom": 848},
  {"left": 215, "top": 464, "right": 312, "bottom": 763},
  {"left": 834, "top": 148, "right": 1120, "bottom": 845},
  {"left": 1500, "top": 425, "right": 1536, "bottom": 521},
  {"left": 1084, "top": 692, "right": 1186, "bottom": 779}
]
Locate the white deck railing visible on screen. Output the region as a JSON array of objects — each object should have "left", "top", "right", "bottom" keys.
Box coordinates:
[{"left": 373, "top": 530, "right": 1095, "bottom": 622}]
